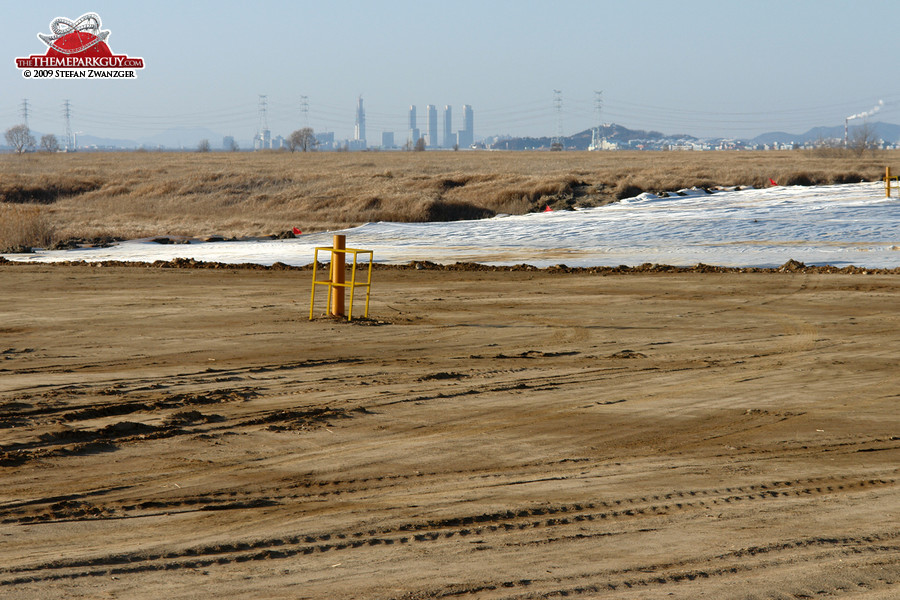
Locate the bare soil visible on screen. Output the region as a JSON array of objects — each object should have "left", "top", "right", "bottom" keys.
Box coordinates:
[{"left": 0, "top": 264, "right": 897, "bottom": 599}]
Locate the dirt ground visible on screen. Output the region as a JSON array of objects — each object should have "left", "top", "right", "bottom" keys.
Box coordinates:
[{"left": 0, "top": 264, "right": 897, "bottom": 599}]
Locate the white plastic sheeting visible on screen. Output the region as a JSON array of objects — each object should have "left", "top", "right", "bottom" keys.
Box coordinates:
[{"left": 5, "top": 182, "right": 899, "bottom": 268}]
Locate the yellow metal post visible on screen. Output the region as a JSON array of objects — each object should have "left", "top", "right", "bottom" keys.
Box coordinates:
[
  {"left": 886, "top": 167, "right": 892, "bottom": 198},
  {"left": 309, "top": 248, "right": 320, "bottom": 320},
  {"left": 347, "top": 251, "right": 357, "bottom": 321},
  {"left": 310, "top": 242, "right": 373, "bottom": 321},
  {"left": 330, "top": 234, "right": 345, "bottom": 317}
]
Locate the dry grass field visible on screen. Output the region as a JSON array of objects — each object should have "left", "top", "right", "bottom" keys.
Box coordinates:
[{"left": 1, "top": 149, "right": 897, "bottom": 250}]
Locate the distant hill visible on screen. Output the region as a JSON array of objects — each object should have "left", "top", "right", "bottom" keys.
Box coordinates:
[
  {"left": 491, "top": 124, "right": 696, "bottom": 150},
  {"left": 76, "top": 134, "right": 140, "bottom": 148},
  {"left": 752, "top": 121, "right": 900, "bottom": 145},
  {"left": 137, "top": 127, "right": 225, "bottom": 150},
  {"left": 488, "top": 120, "right": 900, "bottom": 151},
  {"left": 8, "top": 119, "right": 900, "bottom": 153}
]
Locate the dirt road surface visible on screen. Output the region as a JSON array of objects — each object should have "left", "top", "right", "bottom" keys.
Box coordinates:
[{"left": 1, "top": 264, "right": 897, "bottom": 599}]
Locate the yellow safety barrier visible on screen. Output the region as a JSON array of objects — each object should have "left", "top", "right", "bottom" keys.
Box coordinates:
[
  {"left": 884, "top": 166, "right": 899, "bottom": 198},
  {"left": 309, "top": 235, "right": 373, "bottom": 321}
]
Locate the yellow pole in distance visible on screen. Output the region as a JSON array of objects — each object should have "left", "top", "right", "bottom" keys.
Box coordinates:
[
  {"left": 886, "top": 166, "right": 892, "bottom": 198},
  {"left": 347, "top": 251, "right": 355, "bottom": 321},
  {"left": 364, "top": 252, "right": 373, "bottom": 318},
  {"left": 309, "top": 248, "right": 319, "bottom": 320},
  {"left": 330, "top": 235, "right": 346, "bottom": 317}
]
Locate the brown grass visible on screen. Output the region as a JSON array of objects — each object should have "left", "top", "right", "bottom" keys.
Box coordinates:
[
  {"left": 0, "top": 204, "right": 54, "bottom": 251},
  {"left": 0, "top": 150, "right": 894, "bottom": 241}
]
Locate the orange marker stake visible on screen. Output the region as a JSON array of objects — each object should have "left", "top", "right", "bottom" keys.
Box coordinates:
[{"left": 330, "top": 235, "right": 345, "bottom": 317}]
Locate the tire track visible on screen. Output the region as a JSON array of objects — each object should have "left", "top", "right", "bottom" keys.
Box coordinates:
[
  {"left": 4, "top": 526, "right": 896, "bottom": 594},
  {"left": 2, "top": 476, "right": 894, "bottom": 583},
  {"left": 4, "top": 465, "right": 894, "bottom": 526},
  {"left": 412, "top": 548, "right": 900, "bottom": 600}
]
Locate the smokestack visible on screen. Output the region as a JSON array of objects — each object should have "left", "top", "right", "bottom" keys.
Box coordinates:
[{"left": 845, "top": 100, "right": 884, "bottom": 146}]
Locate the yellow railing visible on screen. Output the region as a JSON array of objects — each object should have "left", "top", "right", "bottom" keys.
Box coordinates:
[{"left": 309, "top": 242, "right": 373, "bottom": 321}]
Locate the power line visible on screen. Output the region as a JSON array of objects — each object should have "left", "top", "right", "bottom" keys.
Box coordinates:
[
  {"left": 255, "top": 94, "right": 269, "bottom": 150},
  {"left": 551, "top": 90, "right": 564, "bottom": 150},
  {"left": 63, "top": 99, "right": 73, "bottom": 151},
  {"left": 300, "top": 95, "right": 309, "bottom": 128},
  {"left": 590, "top": 91, "right": 603, "bottom": 150},
  {"left": 20, "top": 98, "right": 30, "bottom": 128},
  {"left": 8, "top": 92, "right": 898, "bottom": 143},
  {"left": 257, "top": 94, "right": 269, "bottom": 132}
]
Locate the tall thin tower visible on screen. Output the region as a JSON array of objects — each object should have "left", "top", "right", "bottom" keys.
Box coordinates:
[
  {"left": 551, "top": 90, "right": 563, "bottom": 150},
  {"left": 256, "top": 95, "right": 270, "bottom": 150},
  {"left": 457, "top": 105, "right": 473, "bottom": 148},
  {"left": 425, "top": 104, "right": 437, "bottom": 148},
  {"left": 20, "top": 98, "right": 30, "bottom": 128},
  {"left": 408, "top": 105, "right": 420, "bottom": 146},
  {"left": 63, "top": 99, "right": 73, "bottom": 151},
  {"left": 355, "top": 95, "right": 366, "bottom": 145},
  {"left": 589, "top": 91, "right": 603, "bottom": 151},
  {"left": 443, "top": 105, "right": 453, "bottom": 148},
  {"left": 300, "top": 95, "right": 309, "bottom": 127}
]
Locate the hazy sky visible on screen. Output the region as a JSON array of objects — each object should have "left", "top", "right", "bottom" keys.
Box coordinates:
[{"left": 3, "top": 0, "right": 899, "bottom": 143}]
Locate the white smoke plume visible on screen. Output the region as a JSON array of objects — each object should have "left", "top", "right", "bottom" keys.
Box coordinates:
[{"left": 847, "top": 99, "right": 883, "bottom": 121}]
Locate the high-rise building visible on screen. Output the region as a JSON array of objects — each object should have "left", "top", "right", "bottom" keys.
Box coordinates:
[
  {"left": 457, "top": 104, "right": 474, "bottom": 148},
  {"left": 425, "top": 104, "right": 438, "bottom": 148},
  {"left": 443, "top": 105, "right": 453, "bottom": 148},
  {"left": 255, "top": 94, "right": 269, "bottom": 151},
  {"left": 407, "top": 105, "right": 420, "bottom": 146},
  {"left": 382, "top": 131, "right": 394, "bottom": 148},
  {"left": 315, "top": 131, "right": 335, "bottom": 150},
  {"left": 254, "top": 129, "right": 271, "bottom": 150},
  {"left": 354, "top": 95, "right": 366, "bottom": 148}
]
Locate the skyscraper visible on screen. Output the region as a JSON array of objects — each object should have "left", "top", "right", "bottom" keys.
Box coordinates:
[
  {"left": 443, "top": 105, "right": 453, "bottom": 148},
  {"left": 457, "top": 104, "right": 474, "bottom": 148},
  {"left": 354, "top": 95, "right": 366, "bottom": 148},
  {"left": 255, "top": 94, "right": 270, "bottom": 150},
  {"left": 408, "top": 105, "right": 420, "bottom": 146},
  {"left": 425, "top": 104, "right": 438, "bottom": 148}
]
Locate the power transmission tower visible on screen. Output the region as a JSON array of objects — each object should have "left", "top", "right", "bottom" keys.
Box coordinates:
[
  {"left": 589, "top": 91, "right": 603, "bottom": 151},
  {"left": 256, "top": 94, "right": 269, "bottom": 150},
  {"left": 300, "top": 95, "right": 309, "bottom": 128},
  {"left": 551, "top": 90, "right": 563, "bottom": 151},
  {"left": 20, "top": 98, "right": 30, "bottom": 128},
  {"left": 63, "top": 99, "right": 74, "bottom": 151}
]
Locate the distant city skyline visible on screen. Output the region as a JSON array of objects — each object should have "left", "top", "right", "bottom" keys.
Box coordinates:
[
  {"left": 241, "top": 97, "right": 476, "bottom": 151},
  {"left": 11, "top": 90, "right": 900, "bottom": 152},
  {"left": 3, "top": 1, "right": 900, "bottom": 144}
]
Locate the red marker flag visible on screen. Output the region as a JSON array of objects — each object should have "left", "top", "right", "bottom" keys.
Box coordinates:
[
  {"left": 543, "top": 205, "right": 553, "bottom": 212},
  {"left": 769, "top": 178, "right": 778, "bottom": 186},
  {"left": 292, "top": 227, "right": 302, "bottom": 235}
]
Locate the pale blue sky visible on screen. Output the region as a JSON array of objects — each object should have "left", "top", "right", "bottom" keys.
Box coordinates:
[{"left": 3, "top": 0, "right": 899, "bottom": 143}]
